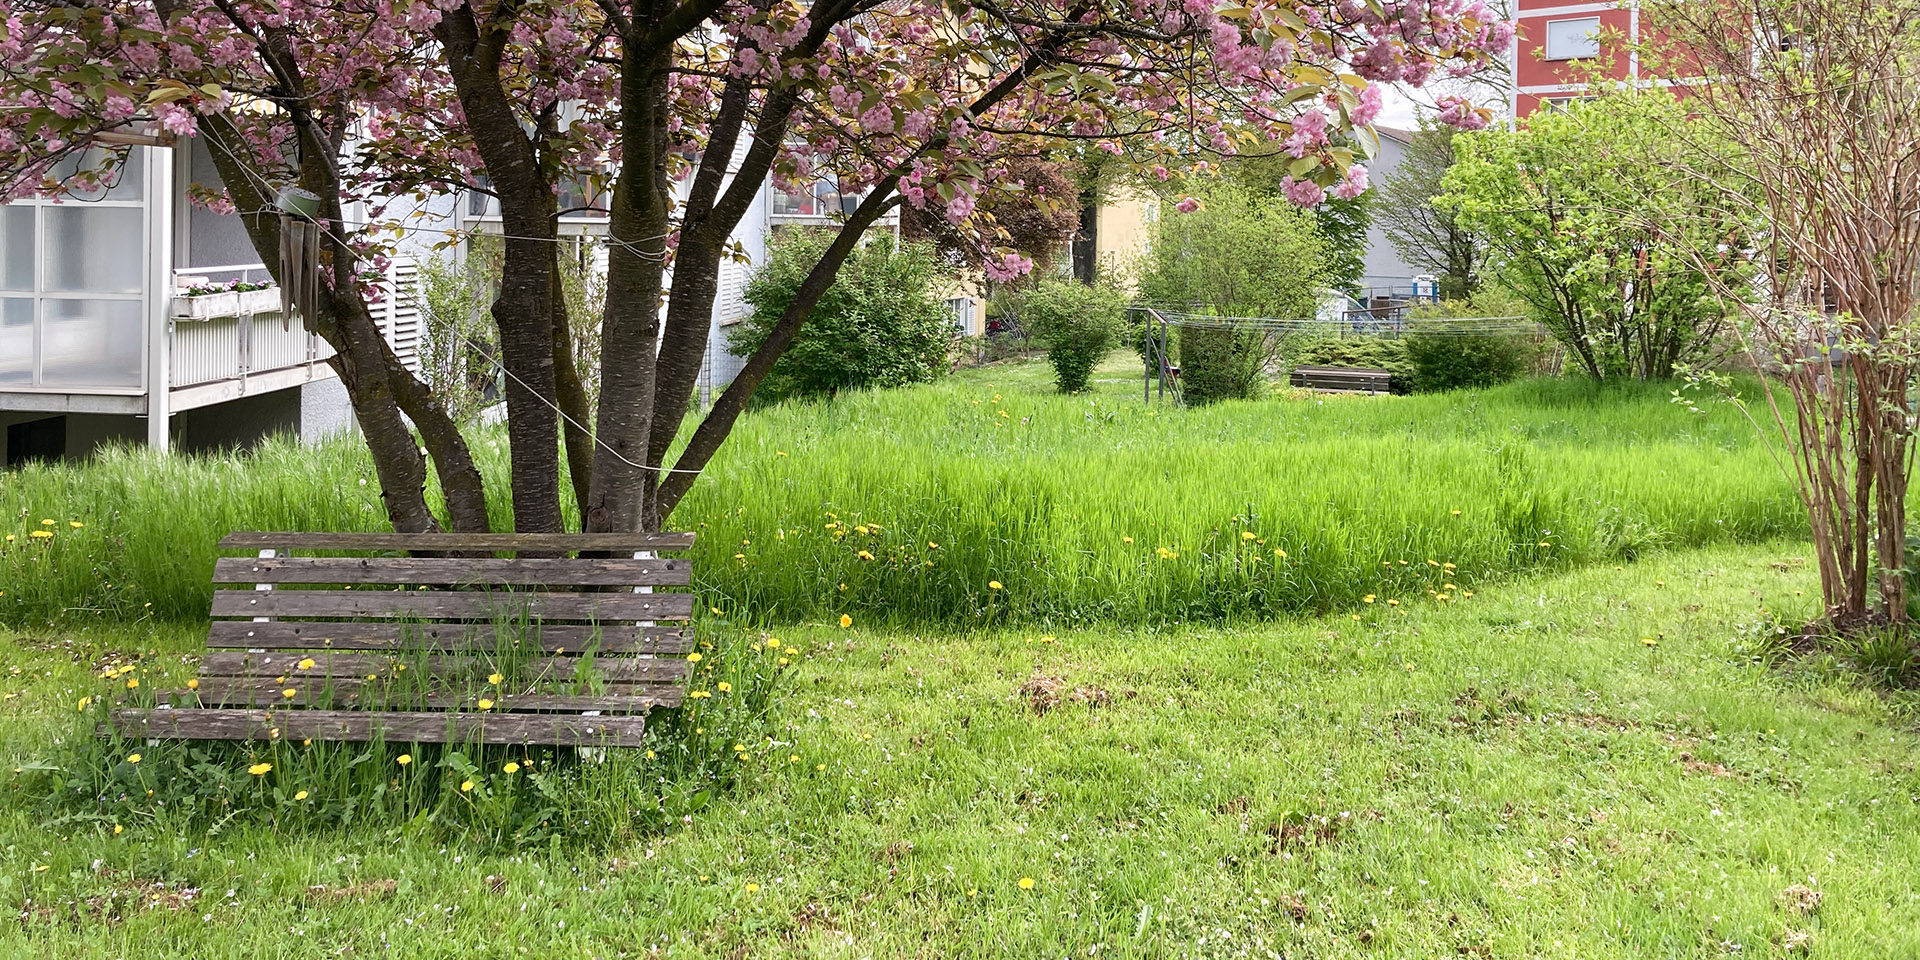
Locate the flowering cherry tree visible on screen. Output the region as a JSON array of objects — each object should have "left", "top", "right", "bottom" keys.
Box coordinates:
[{"left": 1, "top": 0, "right": 1510, "bottom": 532}]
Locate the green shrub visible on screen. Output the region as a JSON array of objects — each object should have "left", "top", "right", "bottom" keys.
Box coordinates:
[
  {"left": 1178, "top": 326, "right": 1270, "bottom": 404},
  {"left": 731, "top": 231, "right": 952, "bottom": 403},
  {"left": 1291, "top": 336, "right": 1413, "bottom": 393},
  {"left": 1403, "top": 321, "right": 1535, "bottom": 392},
  {"left": 1020, "top": 279, "right": 1130, "bottom": 393}
]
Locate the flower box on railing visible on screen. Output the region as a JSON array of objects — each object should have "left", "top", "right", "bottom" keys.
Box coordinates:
[{"left": 171, "top": 286, "right": 281, "bottom": 321}]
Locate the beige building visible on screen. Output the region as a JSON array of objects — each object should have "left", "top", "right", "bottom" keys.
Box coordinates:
[{"left": 945, "top": 188, "right": 1161, "bottom": 337}]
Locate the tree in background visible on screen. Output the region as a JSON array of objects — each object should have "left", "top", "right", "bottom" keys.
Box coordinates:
[
  {"left": 731, "top": 232, "right": 952, "bottom": 404},
  {"left": 4, "top": 0, "right": 1512, "bottom": 531},
  {"left": 1021, "top": 279, "right": 1131, "bottom": 392},
  {"left": 1140, "top": 183, "right": 1330, "bottom": 402},
  {"left": 1437, "top": 94, "right": 1741, "bottom": 380},
  {"left": 1646, "top": 0, "right": 1920, "bottom": 626},
  {"left": 1376, "top": 125, "right": 1482, "bottom": 301},
  {"left": 902, "top": 156, "right": 1082, "bottom": 277},
  {"left": 1223, "top": 144, "right": 1371, "bottom": 293}
]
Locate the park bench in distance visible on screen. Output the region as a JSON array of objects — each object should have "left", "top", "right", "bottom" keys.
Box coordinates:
[
  {"left": 1289, "top": 365, "right": 1394, "bottom": 394},
  {"left": 109, "top": 531, "right": 695, "bottom": 748}
]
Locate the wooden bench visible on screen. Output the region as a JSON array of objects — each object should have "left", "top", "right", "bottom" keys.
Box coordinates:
[
  {"left": 1289, "top": 365, "right": 1394, "bottom": 394},
  {"left": 110, "top": 531, "right": 696, "bottom": 748}
]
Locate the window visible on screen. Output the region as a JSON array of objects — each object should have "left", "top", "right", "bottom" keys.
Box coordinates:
[
  {"left": 770, "top": 177, "right": 865, "bottom": 219},
  {"left": 0, "top": 147, "right": 150, "bottom": 390},
  {"left": 1544, "top": 17, "right": 1602, "bottom": 60}
]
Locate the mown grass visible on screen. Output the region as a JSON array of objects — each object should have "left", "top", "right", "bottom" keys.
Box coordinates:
[
  {"left": 4, "top": 543, "right": 1917, "bottom": 957},
  {"left": 0, "top": 354, "right": 1803, "bottom": 628}
]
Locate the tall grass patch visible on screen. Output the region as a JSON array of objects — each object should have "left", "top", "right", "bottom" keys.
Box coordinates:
[
  {"left": 684, "top": 376, "right": 1801, "bottom": 624},
  {"left": 2, "top": 369, "right": 1803, "bottom": 627}
]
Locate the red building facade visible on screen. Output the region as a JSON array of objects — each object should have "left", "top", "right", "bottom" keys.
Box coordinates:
[{"left": 1510, "top": 0, "right": 1643, "bottom": 117}]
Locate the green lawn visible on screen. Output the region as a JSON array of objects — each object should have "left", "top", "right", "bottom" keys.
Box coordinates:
[{"left": 5, "top": 541, "right": 1917, "bottom": 957}]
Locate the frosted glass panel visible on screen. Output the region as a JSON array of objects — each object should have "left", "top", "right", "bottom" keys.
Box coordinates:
[
  {"left": 0, "top": 297, "right": 30, "bottom": 384},
  {"left": 0, "top": 206, "right": 31, "bottom": 292},
  {"left": 44, "top": 207, "right": 144, "bottom": 294},
  {"left": 40, "top": 298, "right": 142, "bottom": 387},
  {"left": 49, "top": 147, "right": 144, "bottom": 202}
]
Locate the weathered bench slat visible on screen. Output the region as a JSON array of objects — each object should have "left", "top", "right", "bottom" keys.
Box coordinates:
[
  {"left": 205, "top": 621, "right": 694, "bottom": 654},
  {"left": 210, "top": 590, "right": 694, "bottom": 622},
  {"left": 212, "top": 556, "right": 692, "bottom": 587},
  {"left": 197, "top": 650, "right": 691, "bottom": 683},
  {"left": 112, "top": 708, "right": 651, "bottom": 746},
  {"left": 185, "top": 678, "right": 681, "bottom": 712},
  {"left": 220, "top": 532, "right": 696, "bottom": 552}
]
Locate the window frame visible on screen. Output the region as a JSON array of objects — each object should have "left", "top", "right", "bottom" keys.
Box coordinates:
[
  {"left": 1542, "top": 16, "right": 1603, "bottom": 61},
  {"left": 0, "top": 147, "right": 154, "bottom": 393}
]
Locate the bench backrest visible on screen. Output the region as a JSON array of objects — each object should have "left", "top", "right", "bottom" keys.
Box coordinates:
[{"left": 138, "top": 531, "right": 699, "bottom": 746}]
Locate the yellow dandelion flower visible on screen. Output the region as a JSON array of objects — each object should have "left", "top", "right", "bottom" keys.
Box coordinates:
[
  {"left": 1241, "top": 531, "right": 1256, "bottom": 541},
  {"left": 77, "top": 696, "right": 92, "bottom": 712},
  {"left": 816, "top": 763, "right": 826, "bottom": 771},
  {"left": 297, "top": 657, "right": 315, "bottom": 670},
  {"left": 126, "top": 752, "right": 142, "bottom": 764},
  {"left": 29, "top": 530, "right": 52, "bottom": 538},
  {"left": 1122, "top": 536, "right": 1134, "bottom": 544},
  {"left": 1273, "top": 548, "right": 1286, "bottom": 557},
  {"left": 1463, "top": 591, "right": 1474, "bottom": 598},
  {"left": 778, "top": 656, "right": 790, "bottom": 666},
  {"left": 477, "top": 698, "right": 494, "bottom": 710},
  {"left": 687, "top": 653, "right": 702, "bottom": 663},
  {"left": 857, "top": 550, "right": 874, "bottom": 561},
  {"left": 281, "top": 688, "right": 296, "bottom": 698},
  {"left": 1386, "top": 599, "right": 1399, "bottom": 606},
  {"left": 839, "top": 614, "right": 852, "bottom": 629},
  {"left": 39, "top": 519, "right": 54, "bottom": 525},
  {"left": 396, "top": 754, "right": 412, "bottom": 766},
  {"left": 125, "top": 678, "right": 139, "bottom": 689},
  {"left": 1363, "top": 595, "right": 1375, "bottom": 603},
  {"left": 460, "top": 780, "right": 474, "bottom": 793},
  {"left": 734, "top": 743, "right": 746, "bottom": 752},
  {"left": 1019, "top": 877, "right": 1036, "bottom": 890},
  {"left": 248, "top": 762, "right": 271, "bottom": 775},
  {"left": 186, "top": 678, "right": 199, "bottom": 690},
  {"left": 294, "top": 790, "right": 309, "bottom": 800},
  {"left": 988, "top": 580, "right": 1002, "bottom": 590},
  {"left": 113, "top": 824, "right": 123, "bottom": 835},
  {"left": 68, "top": 520, "right": 83, "bottom": 528},
  {"left": 789, "top": 755, "right": 800, "bottom": 763},
  {"left": 488, "top": 672, "right": 504, "bottom": 684},
  {"left": 503, "top": 762, "right": 520, "bottom": 774},
  {"left": 745, "top": 883, "right": 760, "bottom": 893},
  {"left": 766, "top": 638, "right": 780, "bottom": 648},
  {"left": 1641, "top": 637, "right": 1658, "bottom": 647},
  {"left": 716, "top": 681, "right": 732, "bottom": 693}
]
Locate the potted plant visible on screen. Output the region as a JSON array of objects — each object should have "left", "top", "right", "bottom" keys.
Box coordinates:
[{"left": 171, "top": 277, "right": 281, "bottom": 321}]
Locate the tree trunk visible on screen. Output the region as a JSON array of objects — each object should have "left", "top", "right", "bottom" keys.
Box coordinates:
[
  {"left": 435, "top": 8, "right": 565, "bottom": 533},
  {"left": 653, "top": 184, "right": 904, "bottom": 520},
  {"left": 552, "top": 244, "right": 595, "bottom": 528},
  {"left": 196, "top": 113, "right": 450, "bottom": 533},
  {"left": 1072, "top": 188, "right": 1100, "bottom": 284},
  {"left": 585, "top": 49, "right": 675, "bottom": 533}
]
